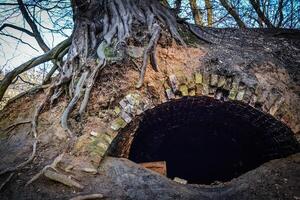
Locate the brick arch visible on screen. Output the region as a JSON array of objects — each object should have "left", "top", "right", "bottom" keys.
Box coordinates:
[{"left": 107, "top": 96, "right": 299, "bottom": 184}]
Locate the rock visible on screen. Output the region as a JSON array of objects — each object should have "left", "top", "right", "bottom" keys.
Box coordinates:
[
  {"left": 202, "top": 84, "right": 209, "bottom": 95},
  {"left": 121, "top": 111, "right": 132, "bottom": 123},
  {"left": 169, "top": 75, "right": 179, "bottom": 92},
  {"left": 195, "top": 72, "right": 203, "bottom": 84},
  {"left": 119, "top": 99, "right": 128, "bottom": 109},
  {"left": 210, "top": 74, "right": 219, "bottom": 86},
  {"left": 111, "top": 117, "right": 127, "bottom": 131},
  {"left": 218, "top": 76, "right": 226, "bottom": 88},
  {"left": 224, "top": 77, "right": 233, "bottom": 90},
  {"left": 269, "top": 97, "right": 285, "bottom": 116},
  {"left": 90, "top": 131, "right": 99, "bottom": 137},
  {"left": 236, "top": 90, "right": 245, "bottom": 101},
  {"left": 202, "top": 72, "right": 210, "bottom": 84},
  {"left": 126, "top": 93, "right": 140, "bottom": 106},
  {"left": 173, "top": 177, "right": 187, "bottom": 184},
  {"left": 165, "top": 88, "right": 175, "bottom": 99},
  {"left": 229, "top": 79, "right": 239, "bottom": 100},
  {"left": 114, "top": 106, "right": 121, "bottom": 115},
  {"left": 179, "top": 85, "right": 189, "bottom": 96},
  {"left": 189, "top": 89, "right": 196, "bottom": 96}
]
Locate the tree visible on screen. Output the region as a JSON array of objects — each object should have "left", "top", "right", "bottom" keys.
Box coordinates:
[
  {"left": 219, "top": 0, "right": 246, "bottom": 28},
  {"left": 189, "top": 0, "right": 203, "bottom": 26},
  {"left": 249, "top": 0, "right": 275, "bottom": 28},
  {"left": 205, "top": 0, "right": 213, "bottom": 27}
]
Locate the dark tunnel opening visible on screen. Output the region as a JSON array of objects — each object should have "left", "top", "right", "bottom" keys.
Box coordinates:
[{"left": 113, "top": 97, "right": 299, "bottom": 185}]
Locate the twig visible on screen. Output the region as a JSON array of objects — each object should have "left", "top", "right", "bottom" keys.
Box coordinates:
[
  {"left": 69, "top": 194, "right": 104, "bottom": 200},
  {"left": 44, "top": 169, "right": 83, "bottom": 189},
  {"left": 0, "top": 120, "right": 31, "bottom": 132}
]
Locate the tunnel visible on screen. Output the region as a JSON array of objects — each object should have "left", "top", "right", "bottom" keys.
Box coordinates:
[{"left": 110, "top": 96, "right": 299, "bottom": 185}]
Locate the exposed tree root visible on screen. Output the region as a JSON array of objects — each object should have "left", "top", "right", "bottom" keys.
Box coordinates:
[
  {"left": 0, "top": 0, "right": 210, "bottom": 191},
  {"left": 136, "top": 23, "right": 161, "bottom": 88},
  {"left": 54, "top": 0, "right": 185, "bottom": 135},
  {"left": 26, "top": 153, "right": 64, "bottom": 186},
  {"left": 0, "top": 173, "right": 14, "bottom": 191},
  {"left": 69, "top": 194, "right": 104, "bottom": 200},
  {"left": 44, "top": 169, "right": 84, "bottom": 189},
  {"left": 0, "top": 120, "right": 31, "bottom": 134},
  {"left": 0, "top": 84, "right": 55, "bottom": 177},
  {"left": 187, "top": 23, "right": 213, "bottom": 44}
]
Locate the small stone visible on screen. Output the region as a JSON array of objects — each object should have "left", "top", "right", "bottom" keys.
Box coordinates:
[
  {"left": 229, "top": 89, "right": 238, "bottom": 100},
  {"left": 82, "top": 167, "right": 97, "bottom": 174},
  {"left": 202, "top": 72, "right": 210, "bottom": 84},
  {"left": 189, "top": 89, "right": 196, "bottom": 96},
  {"left": 195, "top": 84, "right": 203, "bottom": 95},
  {"left": 90, "top": 131, "right": 98, "bottom": 137},
  {"left": 209, "top": 87, "right": 217, "bottom": 95},
  {"left": 163, "top": 81, "right": 171, "bottom": 90},
  {"left": 119, "top": 99, "right": 127, "bottom": 109},
  {"left": 210, "top": 74, "right": 218, "bottom": 86},
  {"left": 114, "top": 106, "right": 121, "bottom": 115},
  {"left": 136, "top": 109, "right": 143, "bottom": 115},
  {"left": 195, "top": 72, "right": 203, "bottom": 84},
  {"left": 169, "top": 74, "right": 179, "bottom": 92},
  {"left": 223, "top": 77, "right": 233, "bottom": 90},
  {"left": 179, "top": 85, "right": 189, "bottom": 96},
  {"left": 250, "top": 94, "right": 258, "bottom": 107},
  {"left": 100, "top": 133, "right": 114, "bottom": 144},
  {"left": 111, "top": 117, "right": 127, "bottom": 131},
  {"left": 215, "top": 90, "right": 223, "bottom": 100},
  {"left": 202, "top": 84, "right": 209, "bottom": 95},
  {"left": 126, "top": 93, "right": 140, "bottom": 106},
  {"left": 218, "top": 76, "right": 226, "bottom": 88},
  {"left": 165, "top": 88, "right": 175, "bottom": 99},
  {"left": 236, "top": 90, "right": 245, "bottom": 101},
  {"left": 173, "top": 177, "right": 187, "bottom": 184},
  {"left": 242, "top": 88, "right": 254, "bottom": 104},
  {"left": 121, "top": 111, "right": 132, "bottom": 123},
  {"left": 269, "top": 97, "right": 285, "bottom": 116}
]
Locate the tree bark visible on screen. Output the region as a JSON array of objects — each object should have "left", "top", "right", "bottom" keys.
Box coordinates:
[
  {"left": 205, "top": 0, "right": 213, "bottom": 27},
  {"left": 249, "top": 0, "right": 275, "bottom": 28},
  {"left": 189, "top": 0, "right": 203, "bottom": 26},
  {"left": 219, "top": 0, "right": 246, "bottom": 28}
]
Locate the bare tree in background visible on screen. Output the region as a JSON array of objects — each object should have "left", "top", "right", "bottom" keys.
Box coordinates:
[
  {"left": 205, "top": 0, "right": 213, "bottom": 27},
  {"left": 219, "top": 0, "right": 246, "bottom": 28},
  {"left": 189, "top": 0, "right": 203, "bottom": 26}
]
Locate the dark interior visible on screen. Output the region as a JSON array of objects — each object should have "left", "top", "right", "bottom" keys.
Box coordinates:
[{"left": 128, "top": 97, "right": 299, "bottom": 184}]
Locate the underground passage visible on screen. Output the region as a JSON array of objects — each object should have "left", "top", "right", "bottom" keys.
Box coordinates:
[{"left": 109, "top": 96, "right": 300, "bottom": 185}]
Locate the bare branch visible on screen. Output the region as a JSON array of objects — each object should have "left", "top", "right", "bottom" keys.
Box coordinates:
[
  {"left": 17, "top": 0, "right": 50, "bottom": 52},
  {"left": 0, "top": 23, "right": 34, "bottom": 37},
  {"left": 0, "top": 38, "right": 71, "bottom": 101}
]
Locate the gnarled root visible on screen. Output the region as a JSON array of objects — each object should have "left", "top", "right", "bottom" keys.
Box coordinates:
[{"left": 136, "top": 23, "right": 161, "bottom": 88}]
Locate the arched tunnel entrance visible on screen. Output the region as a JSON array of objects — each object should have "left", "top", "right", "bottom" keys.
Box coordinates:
[{"left": 109, "top": 96, "right": 299, "bottom": 185}]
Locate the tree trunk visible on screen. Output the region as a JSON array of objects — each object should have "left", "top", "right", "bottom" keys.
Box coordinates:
[
  {"left": 51, "top": 0, "right": 185, "bottom": 135},
  {"left": 219, "top": 0, "right": 246, "bottom": 28},
  {"left": 249, "top": 0, "right": 275, "bottom": 28},
  {"left": 205, "top": 0, "right": 213, "bottom": 27},
  {"left": 189, "top": 0, "right": 203, "bottom": 26}
]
